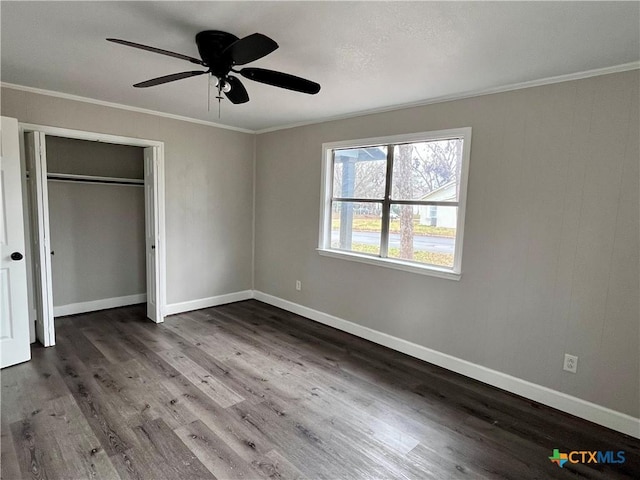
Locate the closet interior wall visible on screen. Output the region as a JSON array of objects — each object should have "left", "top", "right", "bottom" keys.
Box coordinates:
[{"left": 45, "top": 136, "right": 146, "bottom": 314}]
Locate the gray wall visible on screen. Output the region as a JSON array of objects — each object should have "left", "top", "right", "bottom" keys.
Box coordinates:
[
  {"left": 48, "top": 181, "right": 146, "bottom": 306},
  {"left": 2, "top": 87, "right": 255, "bottom": 309},
  {"left": 254, "top": 71, "right": 640, "bottom": 417},
  {"left": 46, "top": 135, "right": 144, "bottom": 178}
]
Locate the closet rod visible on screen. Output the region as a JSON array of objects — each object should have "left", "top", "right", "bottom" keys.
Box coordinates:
[{"left": 46, "top": 173, "right": 144, "bottom": 187}]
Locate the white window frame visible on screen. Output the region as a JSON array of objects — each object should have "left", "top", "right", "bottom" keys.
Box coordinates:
[{"left": 318, "top": 127, "right": 472, "bottom": 280}]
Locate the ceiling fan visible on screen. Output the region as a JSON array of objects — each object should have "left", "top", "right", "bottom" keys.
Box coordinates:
[{"left": 107, "top": 30, "right": 321, "bottom": 105}]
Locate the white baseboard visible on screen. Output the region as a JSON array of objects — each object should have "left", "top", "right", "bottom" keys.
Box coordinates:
[
  {"left": 54, "top": 293, "right": 147, "bottom": 317},
  {"left": 164, "top": 290, "right": 253, "bottom": 316},
  {"left": 253, "top": 291, "right": 640, "bottom": 439}
]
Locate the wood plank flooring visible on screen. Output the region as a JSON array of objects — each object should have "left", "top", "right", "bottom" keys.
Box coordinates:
[{"left": 2, "top": 300, "right": 639, "bottom": 479}]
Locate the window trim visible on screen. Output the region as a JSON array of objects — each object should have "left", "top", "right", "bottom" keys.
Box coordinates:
[{"left": 318, "top": 127, "right": 472, "bottom": 280}]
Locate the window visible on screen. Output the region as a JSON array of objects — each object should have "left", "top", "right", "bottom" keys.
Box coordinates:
[{"left": 318, "top": 128, "right": 471, "bottom": 279}]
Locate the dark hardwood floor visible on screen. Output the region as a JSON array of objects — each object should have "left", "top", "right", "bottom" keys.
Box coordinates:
[{"left": 2, "top": 300, "right": 638, "bottom": 479}]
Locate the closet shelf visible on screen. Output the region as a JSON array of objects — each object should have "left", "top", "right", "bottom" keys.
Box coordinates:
[{"left": 46, "top": 173, "right": 144, "bottom": 186}]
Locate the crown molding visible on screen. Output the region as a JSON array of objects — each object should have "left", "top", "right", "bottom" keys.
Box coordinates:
[
  {"left": 0, "top": 82, "right": 255, "bottom": 134},
  {"left": 255, "top": 61, "right": 640, "bottom": 134},
  {"left": 3, "top": 61, "right": 638, "bottom": 136}
]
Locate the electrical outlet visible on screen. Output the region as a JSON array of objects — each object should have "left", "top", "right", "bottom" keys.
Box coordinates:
[
  {"left": 295, "top": 280, "right": 301, "bottom": 291},
  {"left": 563, "top": 354, "right": 578, "bottom": 373}
]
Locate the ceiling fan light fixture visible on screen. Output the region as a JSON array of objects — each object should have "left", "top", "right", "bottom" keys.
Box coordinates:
[{"left": 211, "top": 76, "right": 232, "bottom": 93}]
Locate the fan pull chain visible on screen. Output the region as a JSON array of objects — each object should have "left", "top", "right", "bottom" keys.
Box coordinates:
[{"left": 216, "top": 81, "right": 223, "bottom": 118}]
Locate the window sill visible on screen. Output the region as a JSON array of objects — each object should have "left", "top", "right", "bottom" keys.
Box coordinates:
[{"left": 317, "top": 248, "right": 461, "bottom": 281}]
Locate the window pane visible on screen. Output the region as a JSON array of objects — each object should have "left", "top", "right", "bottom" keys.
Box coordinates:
[
  {"left": 331, "top": 201, "right": 382, "bottom": 255},
  {"left": 391, "top": 139, "right": 463, "bottom": 201},
  {"left": 387, "top": 205, "right": 457, "bottom": 268},
  {"left": 333, "top": 146, "right": 387, "bottom": 199}
]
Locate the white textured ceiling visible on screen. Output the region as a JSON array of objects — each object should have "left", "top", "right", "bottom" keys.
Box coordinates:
[{"left": 2, "top": 1, "right": 639, "bottom": 132}]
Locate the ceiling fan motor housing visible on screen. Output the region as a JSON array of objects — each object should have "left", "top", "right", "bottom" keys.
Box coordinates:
[{"left": 195, "top": 30, "right": 239, "bottom": 77}]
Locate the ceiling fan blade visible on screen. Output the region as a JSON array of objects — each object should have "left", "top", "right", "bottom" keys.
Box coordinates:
[
  {"left": 223, "top": 33, "right": 278, "bottom": 65},
  {"left": 224, "top": 76, "right": 249, "bottom": 104},
  {"left": 107, "top": 38, "right": 204, "bottom": 65},
  {"left": 238, "top": 67, "right": 320, "bottom": 94},
  {"left": 133, "top": 70, "right": 207, "bottom": 88}
]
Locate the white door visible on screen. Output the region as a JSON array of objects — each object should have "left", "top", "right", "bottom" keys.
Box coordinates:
[
  {"left": 1, "top": 117, "right": 31, "bottom": 368},
  {"left": 25, "top": 132, "right": 55, "bottom": 346},
  {"left": 144, "top": 147, "right": 161, "bottom": 323}
]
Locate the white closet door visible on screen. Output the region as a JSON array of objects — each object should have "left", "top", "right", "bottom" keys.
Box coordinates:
[
  {"left": 1, "top": 117, "right": 31, "bottom": 367},
  {"left": 144, "top": 147, "right": 161, "bottom": 323},
  {"left": 25, "top": 131, "right": 55, "bottom": 346}
]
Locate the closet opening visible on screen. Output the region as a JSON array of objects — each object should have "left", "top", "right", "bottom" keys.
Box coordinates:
[
  {"left": 20, "top": 124, "right": 166, "bottom": 347},
  {"left": 47, "top": 136, "right": 146, "bottom": 316}
]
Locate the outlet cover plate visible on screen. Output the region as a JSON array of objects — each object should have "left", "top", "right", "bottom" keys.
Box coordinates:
[{"left": 564, "top": 354, "right": 578, "bottom": 373}]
